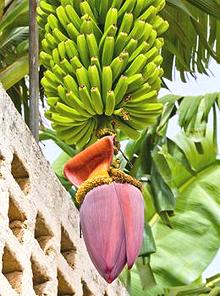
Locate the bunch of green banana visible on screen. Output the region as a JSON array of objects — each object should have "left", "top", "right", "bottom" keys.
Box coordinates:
[{"left": 38, "top": 0, "right": 168, "bottom": 147}]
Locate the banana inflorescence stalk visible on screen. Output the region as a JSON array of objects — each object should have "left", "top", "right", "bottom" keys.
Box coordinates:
[{"left": 38, "top": 0, "right": 168, "bottom": 148}]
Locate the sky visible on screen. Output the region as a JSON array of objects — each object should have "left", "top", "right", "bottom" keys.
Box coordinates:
[{"left": 40, "top": 60, "right": 220, "bottom": 279}]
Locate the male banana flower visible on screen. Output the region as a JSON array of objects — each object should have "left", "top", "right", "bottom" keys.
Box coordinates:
[{"left": 64, "top": 136, "right": 144, "bottom": 283}]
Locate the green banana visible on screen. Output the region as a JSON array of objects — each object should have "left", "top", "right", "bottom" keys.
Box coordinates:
[
  {"left": 79, "top": 85, "right": 96, "bottom": 114},
  {"left": 111, "top": 52, "right": 128, "bottom": 82},
  {"left": 40, "top": 1, "right": 56, "bottom": 14},
  {"left": 118, "top": 0, "right": 136, "bottom": 19},
  {"left": 63, "top": 74, "right": 78, "bottom": 94},
  {"left": 102, "top": 66, "right": 112, "bottom": 105},
  {"left": 45, "top": 33, "right": 57, "bottom": 47},
  {"left": 90, "top": 18, "right": 103, "bottom": 42},
  {"left": 146, "top": 29, "right": 157, "bottom": 48},
  {"left": 154, "top": 37, "right": 164, "bottom": 50},
  {"left": 37, "top": 7, "right": 48, "bottom": 19},
  {"left": 64, "top": 39, "right": 78, "bottom": 58},
  {"left": 58, "top": 41, "right": 66, "bottom": 60},
  {"left": 56, "top": 6, "right": 70, "bottom": 29},
  {"left": 129, "top": 41, "right": 149, "bottom": 62},
  {"left": 76, "top": 67, "right": 90, "bottom": 89},
  {"left": 126, "top": 90, "right": 158, "bottom": 106},
  {"left": 41, "top": 77, "right": 57, "bottom": 92},
  {"left": 142, "top": 61, "right": 157, "bottom": 79},
  {"left": 127, "top": 73, "right": 144, "bottom": 93},
  {"left": 77, "top": 34, "right": 90, "bottom": 67},
  {"left": 77, "top": 119, "right": 96, "bottom": 149},
  {"left": 129, "top": 82, "right": 151, "bottom": 98},
  {"left": 45, "top": 23, "right": 52, "bottom": 34},
  {"left": 114, "top": 75, "right": 128, "bottom": 105},
  {"left": 42, "top": 39, "right": 51, "bottom": 53},
  {"left": 111, "top": 0, "right": 123, "bottom": 10},
  {"left": 52, "top": 48, "right": 60, "bottom": 64},
  {"left": 54, "top": 102, "right": 88, "bottom": 120},
  {"left": 99, "top": 0, "right": 109, "bottom": 24},
  {"left": 105, "top": 90, "right": 115, "bottom": 116},
  {"left": 86, "top": 33, "right": 99, "bottom": 58},
  {"left": 124, "top": 38, "right": 138, "bottom": 55},
  {"left": 150, "top": 77, "right": 162, "bottom": 91},
  {"left": 65, "top": 5, "right": 82, "bottom": 31},
  {"left": 114, "top": 117, "right": 140, "bottom": 139},
  {"left": 37, "top": 15, "right": 46, "bottom": 28},
  {"left": 66, "top": 23, "right": 80, "bottom": 41},
  {"left": 125, "top": 54, "right": 148, "bottom": 76},
  {"left": 64, "top": 122, "right": 91, "bottom": 145},
  {"left": 47, "top": 97, "right": 60, "bottom": 107},
  {"left": 56, "top": 120, "right": 88, "bottom": 141},
  {"left": 153, "top": 54, "right": 163, "bottom": 66},
  {"left": 70, "top": 56, "right": 83, "bottom": 71},
  {"left": 127, "top": 117, "right": 156, "bottom": 130},
  {"left": 133, "top": 0, "right": 145, "bottom": 18},
  {"left": 91, "top": 56, "right": 101, "bottom": 72},
  {"left": 47, "top": 112, "right": 79, "bottom": 125},
  {"left": 90, "top": 87, "right": 103, "bottom": 114},
  {"left": 146, "top": 68, "right": 160, "bottom": 84},
  {"left": 80, "top": 17, "right": 93, "bottom": 34},
  {"left": 57, "top": 84, "right": 67, "bottom": 101},
  {"left": 118, "top": 12, "right": 133, "bottom": 34},
  {"left": 99, "top": 24, "right": 117, "bottom": 51},
  {"left": 145, "top": 46, "right": 159, "bottom": 63},
  {"left": 114, "top": 32, "right": 128, "bottom": 56},
  {"left": 66, "top": 91, "right": 93, "bottom": 116},
  {"left": 102, "top": 36, "right": 115, "bottom": 66},
  {"left": 125, "top": 103, "right": 162, "bottom": 115},
  {"left": 139, "top": 5, "right": 156, "bottom": 21},
  {"left": 80, "top": 1, "right": 96, "bottom": 21},
  {"left": 47, "top": 14, "right": 60, "bottom": 30},
  {"left": 53, "top": 64, "right": 67, "bottom": 79},
  {"left": 60, "top": 58, "right": 74, "bottom": 73},
  {"left": 88, "top": 65, "right": 101, "bottom": 91},
  {"left": 44, "top": 70, "right": 62, "bottom": 84},
  {"left": 104, "top": 8, "right": 118, "bottom": 32},
  {"left": 157, "top": 20, "right": 169, "bottom": 36},
  {"left": 139, "top": 23, "right": 153, "bottom": 43},
  {"left": 128, "top": 19, "right": 145, "bottom": 40},
  {"left": 53, "top": 28, "right": 68, "bottom": 42},
  {"left": 154, "top": 0, "right": 166, "bottom": 13}
]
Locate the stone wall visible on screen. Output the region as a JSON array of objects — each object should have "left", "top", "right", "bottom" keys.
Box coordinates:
[{"left": 0, "top": 86, "right": 128, "bottom": 296}]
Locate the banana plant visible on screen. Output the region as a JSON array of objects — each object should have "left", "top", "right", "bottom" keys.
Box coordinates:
[{"left": 50, "top": 90, "right": 220, "bottom": 294}]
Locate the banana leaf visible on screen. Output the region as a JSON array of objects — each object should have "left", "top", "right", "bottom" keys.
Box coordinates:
[
  {"left": 150, "top": 131, "right": 220, "bottom": 287},
  {"left": 162, "top": 1, "right": 220, "bottom": 80}
]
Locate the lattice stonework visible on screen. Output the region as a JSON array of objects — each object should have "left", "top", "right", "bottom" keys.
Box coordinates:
[{"left": 0, "top": 85, "right": 128, "bottom": 296}]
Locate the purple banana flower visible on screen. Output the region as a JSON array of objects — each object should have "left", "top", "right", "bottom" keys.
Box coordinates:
[{"left": 64, "top": 136, "right": 144, "bottom": 283}]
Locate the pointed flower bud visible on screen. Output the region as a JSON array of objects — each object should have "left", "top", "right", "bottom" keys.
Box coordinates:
[{"left": 64, "top": 136, "right": 144, "bottom": 283}]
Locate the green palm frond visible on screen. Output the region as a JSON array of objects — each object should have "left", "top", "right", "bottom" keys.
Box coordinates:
[
  {"left": 162, "top": 0, "right": 220, "bottom": 81},
  {"left": 158, "top": 92, "right": 220, "bottom": 141}
]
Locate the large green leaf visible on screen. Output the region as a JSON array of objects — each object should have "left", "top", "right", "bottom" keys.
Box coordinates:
[
  {"left": 0, "top": 0, "right": 28, "bottom": 31},
  {"left": 186, "top": 0, "right": 220, "bottom": 19},
  {"left": 0, "top": 55, "right": 28, "bottom": 90},
  {"left": 158, "top": 92, "right": 220, "bottom": 141},
  {"left": 149, "top": 132, "right": 220, "bottom": 287},
  {"left": 162, "top": 1, "right": 220, "bottom": 80}
]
